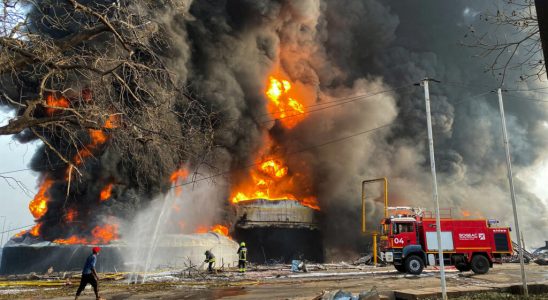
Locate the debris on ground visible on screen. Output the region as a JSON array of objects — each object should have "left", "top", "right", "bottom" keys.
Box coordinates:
[
  {"left": 291, "top": 260, "right": 308, "bottom": 272},
  {"left": 353, "top": 254, "right": 372, "bottom": 265},
  {"left": 316, "top": 287, "right": 379, "bottom": 300}
]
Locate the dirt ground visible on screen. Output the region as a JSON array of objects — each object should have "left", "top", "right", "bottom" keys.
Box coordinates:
[{"left": 0, "top": 263, "right": 546, "bottom": 299}]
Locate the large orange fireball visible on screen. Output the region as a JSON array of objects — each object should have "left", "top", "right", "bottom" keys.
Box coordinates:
[
  {"left": 29, "top": 177, "right": 54, "bottom": 219},
  {"left": 265, "top": 76, "right": 305, "bottom": 129},
  {"left": 229, "top": 74, "right": 319, "bottom": 210}
]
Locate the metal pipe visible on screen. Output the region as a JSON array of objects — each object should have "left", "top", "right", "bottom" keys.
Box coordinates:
[
  {"left": 373, "top": 232, "right": 378, "bottom": 265},
  {"left": 497, "top": 88, "right": 528, "bottom": 296},
  {"left": 422, "top": 78, "right": 447, "bottom": 300}
]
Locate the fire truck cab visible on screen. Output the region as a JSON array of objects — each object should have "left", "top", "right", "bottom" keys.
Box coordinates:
[{"left": 379, "top": 207, "right": 513, "bottom": 275}]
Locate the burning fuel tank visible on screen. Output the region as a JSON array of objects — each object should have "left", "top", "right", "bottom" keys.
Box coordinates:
[
  {"left": 0, "top": 233, "right": 238, "bottom": 275},
  {"left": 232, "top": 199, "right": 323, "bottom": 263}
]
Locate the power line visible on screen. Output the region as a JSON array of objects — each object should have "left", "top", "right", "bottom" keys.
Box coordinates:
[
  {"left": 452, "top": 91, "right": 495, "bottom": 105},
  {"left": 171, "top": 122, "right": 394, "bottom": 189},
  {"left": 218, "top": 84, "right": 414, "bottom": 124},
  {"left": 0, "top": 224, "right": 33, "bottom": 235},
  {"left": 0, "top": 85, "right": 410, "bottom": 176},
  {"left": 259, "top": 89, "right": 415, "bottom": 124},
  {"left": 3, "top": 121, "right": 395, "bottom": 237}
]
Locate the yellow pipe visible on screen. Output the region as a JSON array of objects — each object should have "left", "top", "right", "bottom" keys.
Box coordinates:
[{"left": 372, "top": 226, "right": 377, "bottom": 266}]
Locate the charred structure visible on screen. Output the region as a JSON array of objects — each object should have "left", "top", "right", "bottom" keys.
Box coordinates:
[{"left": 232, "top": 199, "right": 323, "bottom": 263}]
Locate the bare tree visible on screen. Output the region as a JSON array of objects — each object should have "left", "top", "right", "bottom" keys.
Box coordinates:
[
  {"left": 0, "top": 0, "right": 215, "bottom": 182},
  {"left": 463, "top": 1, "right": 545, "bottom": 83}
]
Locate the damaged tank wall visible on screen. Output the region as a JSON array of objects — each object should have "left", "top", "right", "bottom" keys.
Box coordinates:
[
  {"left": 0, "top": 233, "right": 239, "bottom": 275},
  {"left": 234, "top": 199, "right": 320, "bottom": 229},
  {"left": 233, "top": 199, "right": 323, "bottom": 263}
]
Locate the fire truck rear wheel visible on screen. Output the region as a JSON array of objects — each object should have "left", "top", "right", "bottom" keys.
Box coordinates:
[
  {"left": 405, "top": 255, "right": 424, "bottom": 275},
  {"left": 471, "top": 255, "right": 490, "bottom": 274}
]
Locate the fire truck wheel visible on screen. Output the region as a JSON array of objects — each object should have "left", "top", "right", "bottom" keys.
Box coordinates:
[
  {"left": 405, "top": 255, "right": 424, "bottom": 275},
  {"left": 394, "top": 264, "right": 406, "bottom": 273},
  {"left": 471, "top": 255, "right": 490, "bottom": 274}
]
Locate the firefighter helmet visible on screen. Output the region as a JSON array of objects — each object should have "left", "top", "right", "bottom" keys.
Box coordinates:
[{"left": 240, "top": 242, "right": 245, "bottom": 247}]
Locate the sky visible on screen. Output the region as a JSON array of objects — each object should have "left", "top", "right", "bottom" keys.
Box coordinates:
[{"left": 0, "top": 110, "right": 39, "bottom": 245}]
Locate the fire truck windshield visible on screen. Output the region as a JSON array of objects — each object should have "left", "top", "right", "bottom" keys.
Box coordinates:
[{"left": 392, "top": 222, "right": 414, "bottom": 234}]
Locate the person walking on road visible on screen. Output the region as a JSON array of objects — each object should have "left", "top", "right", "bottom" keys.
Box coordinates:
[{"left": 75, "top": 246, "right": 103, "bottom": 300}]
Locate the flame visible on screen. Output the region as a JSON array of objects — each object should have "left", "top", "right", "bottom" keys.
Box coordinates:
[
  {"left": 65, "top": 209, "right": 77, "bottom": 222},
  {"left": 100, "top": 183, "right": 113, "bottom": 201},
  {"left": 53, "top": 224, "right": 119, "bottom": 245},
  {"left": 210, "top": 224, "right": 229, "bottom": 236},
  {"left": 70, "top": 129, "right": 109, "bottom": 168},
  {"left": 462, "top": 210, "right": 471, "bottom": 217},
  {"left": 229, "top": 74, "right": 319, "bottom": 210},
  {"left": 91, "top": 224, "right": 119, "bottom": 243},
  {"left": 53, "top": 236, "right": 89, "bottom": 245},
  {"left": 265, "top": 76, "right": 306, "bottom": 129},
  {"left": 195, "top": 225, "right": 208, "bottom": 234},
  {"left": 29, "top": 178, "right": 54, "bottom": 219},
  {"left": 194, "top": 225, "right": 230, "bottom": 238},
  {"left": 170, "top": 168, "right": 189, "bottom": 196},
  {"left": 104, "top": 114, "right": 120, "bottom": 129},
  {"left": 260, "top": 158, "right": 288, "bottom": 178},
  {"left": 89, "top": 129, "right": 108, "bottom": 145},
  {"left": 29, "top": 223, "right": 41, "bottom": 236},
  {"left": 45, "top": 94, "right": 70, "bottom": 116}
]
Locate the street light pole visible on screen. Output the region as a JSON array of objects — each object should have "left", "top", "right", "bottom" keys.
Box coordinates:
[
  {"left": 422, "top": 78, "right": 447, "bottom": 300},
  {"left": 496, "top": 88, "right": 528, "bottom": 296}
]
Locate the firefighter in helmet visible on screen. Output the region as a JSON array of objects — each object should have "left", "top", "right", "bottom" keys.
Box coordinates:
[
  {"left": 204, "top": 250, "right": 216, "bottom": 273},
  {"left": 237, "top": 242, "right": 247, "bottom": 273}
]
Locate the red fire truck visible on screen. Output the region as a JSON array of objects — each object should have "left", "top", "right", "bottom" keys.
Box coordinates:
[{"left": 379, "top": 207, "right": 513, "bottom": 275}]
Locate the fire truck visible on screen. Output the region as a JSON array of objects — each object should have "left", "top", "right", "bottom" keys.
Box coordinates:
[{"left": 379, "top": 207, "right": 513, "bottom": 275}]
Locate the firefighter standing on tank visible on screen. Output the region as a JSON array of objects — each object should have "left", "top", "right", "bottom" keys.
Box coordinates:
[{"left": 237, "top": 242, "right": 247, "bottom": 273}]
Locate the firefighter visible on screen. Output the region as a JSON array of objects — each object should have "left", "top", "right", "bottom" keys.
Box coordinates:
[
  {"left": 237, "top": 242, "right": 247, "bottom": 273},
  {"left": 204, "top": 250, "right": 216, "bottom": 273}
]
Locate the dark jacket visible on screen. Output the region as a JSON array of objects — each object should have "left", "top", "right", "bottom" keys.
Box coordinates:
[{"left": 237, "top": 246, "right": 247, "bottom": 261}]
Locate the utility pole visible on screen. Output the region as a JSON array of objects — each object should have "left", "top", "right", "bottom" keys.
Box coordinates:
[
  {"left": 496, "top": 88, "right": 528, "bottom": 296},
  {"left": 421, "top": 78, "right": 447, "bottom": 300},
  {"left": 535, "top": 0, "right": 548, "bottom": 79},
  {"left": 0, "top": 216, "right": 6, "bottom": 248}
]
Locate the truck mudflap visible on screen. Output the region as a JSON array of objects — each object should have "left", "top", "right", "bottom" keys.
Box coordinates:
[{"left": 402, "top": 245, "right": 427, "bottom": 265}]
